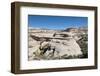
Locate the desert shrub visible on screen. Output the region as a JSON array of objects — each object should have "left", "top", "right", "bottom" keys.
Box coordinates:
[{"left": 77, "top": 34, "right": 88, "bottom": 58}]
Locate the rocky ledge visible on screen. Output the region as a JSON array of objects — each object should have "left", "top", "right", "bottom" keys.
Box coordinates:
[{"left": 28, "top": 28, "right": 88, "bottom": 60}]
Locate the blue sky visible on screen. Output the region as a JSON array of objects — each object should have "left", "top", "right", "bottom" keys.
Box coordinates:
[{"left": 28, "top": 15, "right": 88, "bottom": 30}]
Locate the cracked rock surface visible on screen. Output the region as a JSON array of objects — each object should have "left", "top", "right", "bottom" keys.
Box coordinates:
[{"left": 28, "top": 28, "right": 88, "bottom": 60}]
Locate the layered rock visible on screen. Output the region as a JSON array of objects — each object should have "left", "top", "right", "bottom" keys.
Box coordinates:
[{"left": 28, "top": 27, "right": 87, "bottom": 60}]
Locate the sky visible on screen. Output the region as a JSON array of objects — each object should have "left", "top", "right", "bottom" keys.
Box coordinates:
[{"left": 28, "top": 15, "right": 88, "bottom": 30}]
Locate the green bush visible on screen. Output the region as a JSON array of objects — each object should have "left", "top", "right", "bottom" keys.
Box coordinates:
[{"left": 77, "top": 34, "right": 88, "bottom": 58}]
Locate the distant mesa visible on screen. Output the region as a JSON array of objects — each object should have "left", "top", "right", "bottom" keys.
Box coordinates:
[
  {"left": 28, "top": 26, "right": 88, "bottom": 34},
  {"left": 64, "top": 28, "right": 79, "bottom": 32},
  {"left": 64, "top": 27, "right": 88, "bottom": 33}
]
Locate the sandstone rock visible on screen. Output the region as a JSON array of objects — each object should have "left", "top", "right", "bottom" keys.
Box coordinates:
[{"left": 28, "top": 27, "right": 87, "bottom": 60}]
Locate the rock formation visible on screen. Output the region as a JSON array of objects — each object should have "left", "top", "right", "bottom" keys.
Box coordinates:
[{"left": 28, "top": 27, "right": 88, "bottom": 60}]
